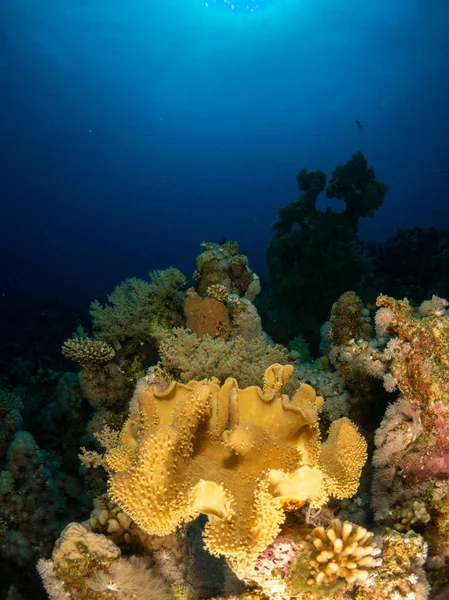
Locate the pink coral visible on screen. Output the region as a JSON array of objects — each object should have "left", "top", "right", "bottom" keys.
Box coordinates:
[
  {"left": 372, "top": 294, "right": 449, "bottom": 566},
  {"left": 250, "top": 535, "right": 300, "bottom": 580},
  {"left": 399, "top": 403, "right": 449, "bottom": 483}
]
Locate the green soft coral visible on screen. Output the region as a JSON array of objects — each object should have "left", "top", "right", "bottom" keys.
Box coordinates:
[{"left": 90, "top": 268, "right": 186, "bottom": 349}]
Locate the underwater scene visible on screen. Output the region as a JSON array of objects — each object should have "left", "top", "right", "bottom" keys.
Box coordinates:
[{"left": 1, "top": 0, "right": 449, "bottom": 598}]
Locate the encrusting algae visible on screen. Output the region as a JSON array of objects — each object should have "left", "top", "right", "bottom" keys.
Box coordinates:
[{"left": 106, "top": 364, "right": 367, "bottom": 578}]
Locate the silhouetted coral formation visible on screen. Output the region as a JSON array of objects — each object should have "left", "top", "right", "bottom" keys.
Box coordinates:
[{"left": 265, "top": 152, "right": 388, "bottom": 350}]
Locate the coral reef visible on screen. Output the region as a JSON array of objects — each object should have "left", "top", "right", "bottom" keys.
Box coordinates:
[
  {"left": 0, "top": 391, "right": 23, "bottom": 456},
  {"left": 370, "top": 295, "right": 449, "bottom": 570},
  {"left": 0, "top": 370, "right": 92, "bottom": 597},
  {"left": 326, "top": 291, "right": 449, "bottom": 577},
  {"left": 287, "top": 335, "right": 312, "bottom": 364},
  {"left": 238, "top": 524, "right": 429, "bottom": 600},
  {"left": 329, "top": 291, "right": 372, "bottom": 347},
  {"left": 323, "top": 295, "right": 389, "bottom": 432},
  {"left": 37, "top": 523, "right": 157, "bottom": 600},
  {"left": 193, "top": 241, "right": 260, "bottom": 301},
  {"left": 326, "top": 150, "right": 387, "bottom": 226},
  {"left": 6, "top": 228, "right": 449, "bottom": 600},
  {"left": 58, "top": 269, "right": 189, "bottom": 467},
  {"left": 106, "top": 364, "right": 366, "bottom": 578},
  {"left": 78, "top": 362, "right": 133, "bottom": 412},
  {"left": 186, "top": 242, "right": 262, "bottom": 343}
]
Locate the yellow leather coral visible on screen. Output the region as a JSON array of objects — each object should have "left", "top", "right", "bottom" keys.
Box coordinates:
[{"left": 107, "top": 364, "right": 366, "bottom": 577}]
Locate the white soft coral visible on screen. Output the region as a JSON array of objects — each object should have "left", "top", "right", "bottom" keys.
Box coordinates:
[{"left": 87, "top": 556, "right": 173, "bottom": 600}]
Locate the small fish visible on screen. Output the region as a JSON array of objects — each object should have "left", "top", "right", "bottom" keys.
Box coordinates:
[{"left": 355, "top": 119, "right": 364, "bottom": 131}]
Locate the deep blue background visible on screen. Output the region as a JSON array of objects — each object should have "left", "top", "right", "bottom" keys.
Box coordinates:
[{"left": 1, "top": 0, "right": 448, "bottom": 309}]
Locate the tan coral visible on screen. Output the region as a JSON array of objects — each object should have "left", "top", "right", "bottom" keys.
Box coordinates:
[
  {"left": 207, "top": 284, "right": 230, "bottom": 302},
  {"left": 307, "top": 519, "right": 380, "bottom": 585},
  {"left": 85, "top": 495, "right": 134, "bottom": 546},
  {"left": 106, "top": 364, "right": 367, "bottom": 578},
  {"left": 52, "top": 522, "right": 120, "bottom": 575},
  {"left": 229, "top": 299, "right": 262, "bottom": 341},
  {"left": 318, "top": 418, "right": 367, "bottom": 498},
  {"left": 393, "top": 500, "right": 430, "bottom": 532},
  {"left": 40, "top": 523, "right": 179, "bottom": 600},
  {"left": 185, "top": 287, "right": 231, "bottom": 339},
  {"left": 62, "top": 337, "right": 115, "bottom": 368}
]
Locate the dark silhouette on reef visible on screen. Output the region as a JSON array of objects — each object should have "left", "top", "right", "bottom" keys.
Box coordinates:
[{"left": 263, "top": 151, "right": 388, "bottom": 351}]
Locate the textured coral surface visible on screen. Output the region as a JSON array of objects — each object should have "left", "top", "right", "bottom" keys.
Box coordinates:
[{"left": 106, "top": 365, "right": 366, "bottom": 577}]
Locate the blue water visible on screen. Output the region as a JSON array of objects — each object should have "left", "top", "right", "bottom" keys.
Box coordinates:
[{"left": 1, "top": 0, "right": 448, "bottom": 306}]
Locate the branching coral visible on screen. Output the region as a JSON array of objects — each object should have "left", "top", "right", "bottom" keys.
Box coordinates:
[
  {"left": 207, "top": 284, "right": 230, "bottom": 302},
  {"left": 62, "top": 337, "right": 115, "bottom": 368},
  {"left": 237, "top": 524, "right": 428, "bottom": 600},
  {"left": 307, "top": 519, "right": 380, "bottom": 585},
  {"left": 393, "top": 500, "right": 430, "bottom": 532},
  {"left": 84, "top": 493, "right": 134, "bottom": 547},
  {"left": 106, "top": 364, "right": 366, "bottom": 578},
  {"left": 79, "top": 424, "right": 120, "bottom": 472}
]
